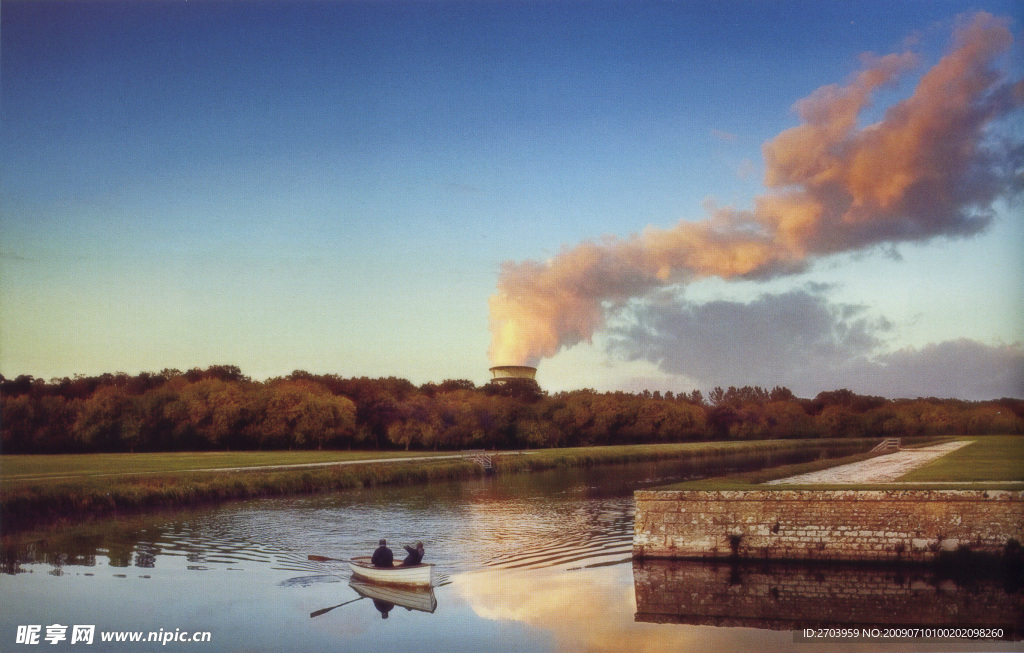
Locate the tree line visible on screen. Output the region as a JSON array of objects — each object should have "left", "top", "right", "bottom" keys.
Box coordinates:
[{"left": 2, "top": 365, "right": 1022, "bottom": 454}]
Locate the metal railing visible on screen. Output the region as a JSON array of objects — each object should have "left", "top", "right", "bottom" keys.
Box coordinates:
[
  {"left": 870, "top": 438, "right": 901, "bottom": 454},
  {"left": 462, "top": 450, "right": 494, "bottom": 470}
]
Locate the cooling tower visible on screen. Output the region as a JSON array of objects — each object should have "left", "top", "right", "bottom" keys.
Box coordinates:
[{"left": 489, "top": 365, "right": 537, "bottom": 384}]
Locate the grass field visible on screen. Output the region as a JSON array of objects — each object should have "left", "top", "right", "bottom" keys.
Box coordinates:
[
  {"left": 661, "top": 435, "right": 1024, "bottom": 491},
  {"left": 0, "top": 439, "right": 870, "bottom": 485},
  {"left": 898, "top": 435, "right": 1024, "bottom": 482},
  {"left": 1, "top": 438, "right": 879, "bottom": 529},
  {"left": 0, "top": 449, "right": 467, "bottom": 484}
]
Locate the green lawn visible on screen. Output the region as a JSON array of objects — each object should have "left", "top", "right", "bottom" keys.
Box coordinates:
[
  {"left": 0, "top": 450, "right": 460, "bottom": 484},
  {"left": 1, "top": 439, "right": 881, "bottom": 529},
  {"left": 1, "top": 438, "right": 870, "bottom": 486},
  {"left": 659, "top": 436, "right": 1024, "bottom": 491},
  {"left": 898, "top": 435, "right": 1024, "bottom": 482}
]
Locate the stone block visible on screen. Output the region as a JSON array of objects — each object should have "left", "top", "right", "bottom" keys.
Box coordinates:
[{"left": 633, "top": 489, "right": 1023, "bottom": 561}]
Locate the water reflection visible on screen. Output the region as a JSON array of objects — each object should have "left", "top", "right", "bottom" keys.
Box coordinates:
[
  {"left": 633, "top": 559, "right": 1023, "bottom": 639},
  {"left": 349, "top": 580, "right": 438, "bottom": 615},
  {"left": 0, "top": 451, "right": 837, "bottom": 579},
  {"left": 1, "top": 467, "right": 646, "bottom": 579},
  {"left": 0, "top": 509, "right": 287, "bottom": 576},
  {"left": 452, "top": 565, "right": 798, "bottom": 653},
  {"left": 6, "top": 458, "right": 1016, "bottom": 652}
]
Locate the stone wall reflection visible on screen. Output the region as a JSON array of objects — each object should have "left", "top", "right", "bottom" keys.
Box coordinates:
[{"left": 633, "top": 559, "right": 1022, "bottom": 638}]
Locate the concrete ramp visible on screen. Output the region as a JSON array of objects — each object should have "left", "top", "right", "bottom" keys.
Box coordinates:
[{"left": 765, "top": 440, "right": 972, "bottom": 485}]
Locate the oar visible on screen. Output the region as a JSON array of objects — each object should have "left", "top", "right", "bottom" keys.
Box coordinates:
[
  {"left": 309, "top": 596, "right": 365, "bottom": 618},
  {"left": 308, "top": 554, "right": 347, "bottom": 563}
]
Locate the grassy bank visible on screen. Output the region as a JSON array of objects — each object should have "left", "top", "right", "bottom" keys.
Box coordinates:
[
  {"left": 1, "top": 438, "right": 877, "bottom": 529},
  {"left": 1, "top": 450, "right": 464, "bottom": 483},
  {"left": 661, "top": 436, "right": 1024, "bottom": 491},
  {"left": 899, "top": 435, "right": 1024, "bottom": 482},
  {"left": 490, "top": 439, "right": 874, "bottom": 474}
]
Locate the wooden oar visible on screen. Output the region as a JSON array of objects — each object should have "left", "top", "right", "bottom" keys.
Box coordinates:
[
  {"left": 309, "top": 596, "right": 365, "bottom": 618},
  {"left": 308, "top": 554, "right": 347, "bottom": 563}
]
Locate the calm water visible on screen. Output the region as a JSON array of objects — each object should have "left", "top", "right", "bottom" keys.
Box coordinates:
[{"left": 2, "top": 460, "right": 1021, "bottom": 652}]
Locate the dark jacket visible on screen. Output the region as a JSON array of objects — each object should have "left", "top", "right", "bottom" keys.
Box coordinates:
[
  {"left": 371, "top": 544, "right": 394, "bottom": 568},
  {"left": 401, "top": 544, "right": 424, "bottom": 566}
]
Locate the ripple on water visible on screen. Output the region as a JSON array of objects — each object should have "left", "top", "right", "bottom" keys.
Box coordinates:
[{"left": 7, "top": 464, "right": 673, "bottom": 580}]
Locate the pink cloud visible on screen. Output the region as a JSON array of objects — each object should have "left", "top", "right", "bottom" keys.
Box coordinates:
[{"left": 490, "top": 13, "right": 1022, "bottom": 367}]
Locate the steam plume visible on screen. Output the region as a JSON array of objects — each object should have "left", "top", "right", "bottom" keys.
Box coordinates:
[{"left": 489, "top": 12, "right": 1022, "bottom": 366}]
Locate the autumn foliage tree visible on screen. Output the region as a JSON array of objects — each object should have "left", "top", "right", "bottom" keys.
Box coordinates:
[{"left": 1, "top": 367, "right": 1022, "bottom": 453}]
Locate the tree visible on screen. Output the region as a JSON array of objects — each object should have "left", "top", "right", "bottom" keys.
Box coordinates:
[
  {"left": 769, "top": 386, "right": 796, "bottom": 402},
  {"left": 8, "top": 363, "right": 1023, "bottom": 453},
  {"left": 664, "top": 400, "right": 708, "bottom": 440},
  {"left": 436, "top": 390, "right": 488, "bottom": 448},
  {"left": 816, "top": 405, "right": 866, "bottom": 439},
  {"left": 709, "top": 387, "right": 726, "bottom": 406},
  {"left": 0, "top": 374, "right": 41, "bottom": 397},
  {"left": 438, "top": 379, "right": 476, "bottom": 393},
  {"left": 708, "top": 404, "right": 739, "bottom": 440},
  {"left": 73, "top": 386, "right": 142, "bottom": 451},
  {"left": 177, "top": 379, "right": 241, "bottom": 449},
  {"left": 259, "top": 380, "right": 356, "bottom": 449},
  {"left": 484, "top": 378, "right": 545, "bottom": 402},
  {"left": 763, "top": 399, "right": 814, "bottom": 439},
  {"left": 1, "top": 394, "right": 35, "bottom": 452},
  {"left": 387, "top": 395, "right": 440, "bottom": 450}
]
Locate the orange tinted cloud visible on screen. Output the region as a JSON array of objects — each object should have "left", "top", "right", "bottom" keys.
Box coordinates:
[
  {"left": 490, "top": 13, "right": 1021, "bottom": 366},
  {"left": 760, "top": 13, "right": 1018, "bottom": 254}
]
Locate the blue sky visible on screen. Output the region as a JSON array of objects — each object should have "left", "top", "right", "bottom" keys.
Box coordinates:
[{"left": 2, "top": 1, "right": 1021, "bottom": 399}]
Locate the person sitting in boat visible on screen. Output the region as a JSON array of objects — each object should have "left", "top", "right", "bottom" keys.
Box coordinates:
[
  {"left": 371, "top": 539, "right": 394, "bottom": 568},
  {"left": 400, "top": 541, "right": 424, "bottom": 566}
]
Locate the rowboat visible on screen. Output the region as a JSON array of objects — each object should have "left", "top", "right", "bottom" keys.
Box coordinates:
[
  {"left": 348, "top": 556, "right": 434, "bottom": 587},
  {"left": 349, "top": 579, "right": 438, "bottom": 613}
]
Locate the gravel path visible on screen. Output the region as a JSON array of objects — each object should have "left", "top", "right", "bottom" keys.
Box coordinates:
[{"left": 765, "top": 440, "right": 973, "bottom": 485}]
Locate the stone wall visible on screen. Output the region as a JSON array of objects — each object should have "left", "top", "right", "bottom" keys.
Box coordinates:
[{"left": 633, "top": 489, "right": 1024, "bottom": 562}]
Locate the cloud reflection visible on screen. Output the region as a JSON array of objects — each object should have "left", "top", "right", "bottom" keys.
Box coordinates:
[{"left": 452, "top": 566, "right": 790, "bottom": 653}]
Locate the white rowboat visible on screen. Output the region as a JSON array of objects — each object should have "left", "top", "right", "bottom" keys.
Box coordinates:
[{"left": 348, "top": 556, "right": 434, "bottom": 587}]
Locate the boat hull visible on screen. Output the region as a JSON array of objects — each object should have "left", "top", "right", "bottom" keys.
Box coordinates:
[{"left": 348, "top": 556, "right": 434, "bottom": 587}]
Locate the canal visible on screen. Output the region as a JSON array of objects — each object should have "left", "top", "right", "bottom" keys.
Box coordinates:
[{"left": 2, "top": 459, "right": 1020, "bottom": 652}]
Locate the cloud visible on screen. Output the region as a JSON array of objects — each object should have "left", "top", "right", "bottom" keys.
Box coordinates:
[
  {"left": 489, "top": 13, "right": 1022, "bottom": 367},
  {"left": 607, "top": 288, "right": 1024, "bottom": 399},
  {"left": 842, "top": 339, "right": 1024, "bottom": 399},
  {"left": 608, "top": 287, "right": 890, "bottom": 391},
  {"left": 758, "top": 13, "right": 1021, "bottom": 256}
]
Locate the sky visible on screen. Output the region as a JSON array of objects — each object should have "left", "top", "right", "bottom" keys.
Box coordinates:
[{"left": 2, "top": 1, "right": 1022, "bottom": 400}]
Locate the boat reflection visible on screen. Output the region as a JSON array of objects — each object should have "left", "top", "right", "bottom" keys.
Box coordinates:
[
  {"left": 349, "top": 579, "right": 438, "bottom": 616},
  {"left": 633, "top": 558, "right": 1023, "bottom": 639},
  {"left": 309, "top": 580, "right": 438, "bottom": 620}
]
